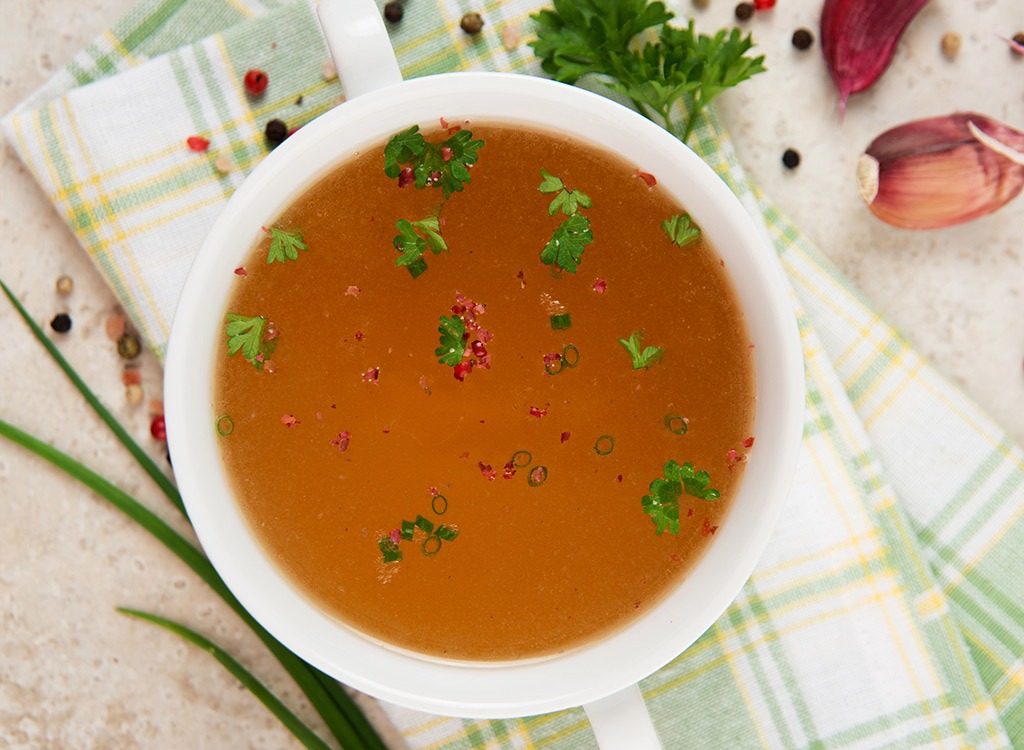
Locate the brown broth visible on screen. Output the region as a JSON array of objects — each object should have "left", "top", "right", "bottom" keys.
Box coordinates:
[{"left": 214, "top": 123, "right": 755, "bottom": 660}]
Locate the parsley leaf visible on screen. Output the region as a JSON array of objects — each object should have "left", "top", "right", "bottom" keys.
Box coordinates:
[
  {"left": 541, "top": 214, "right": 593, "bottom": 273},
  {"left": 618, "top": 330, "right": 663, "bottom": 369},
  {"left": 662, "top": 213, "right": 702, "bottom": 247},
  {"left": 435, "top": 314, "right": 466, "bottom": 366},
  {"left": 265, "top": 227, "right": 308, "bottom": 264},
  {"left": 393, "top": 214, "right": 448, "bottom": 278},
  {"left": 224, "top": 313, "right": 274, "bottom": 371},
  {"left": 530, "top": 2, "right": 765, "bottom": 142},
  {"left": 642, "top": 460, "right": 720, "bottom": 535},
  {"left": 539, "top": 169, "right": 593, "bottom": 217},
  {"left": 383, "top": 125, "right": 484, "bottom": 199}
]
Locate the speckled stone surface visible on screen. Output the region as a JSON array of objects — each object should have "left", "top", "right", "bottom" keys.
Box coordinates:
[{"left": 1, "top": 1, "right": 1021, "bottom": 748}]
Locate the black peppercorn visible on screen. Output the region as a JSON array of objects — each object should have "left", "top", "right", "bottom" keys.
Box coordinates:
[
  {"left": 782, "top": 148, "right": 801, "bottom": 170},
  {"left": 460, "top": 12, "right": 485, "bottom": 35},
  {"left": 792, "top": 28, "right": 814, "bottom": 51},
  {"left": 50, "top": 313, "right": 72, "bottom": 334},
  {"left": 264, "top": 118, "right": 288, "bottom": 147},
  {"left": 117, "top": 332, "right": 142, "bottom": 360},
  {"left": 383, "top": 2, "right": 403, "bottom": 23},
  {"left": 734, "top": 2, "right": 754, "bottom": 21}
]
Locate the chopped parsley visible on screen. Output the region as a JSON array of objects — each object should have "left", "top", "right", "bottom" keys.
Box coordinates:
[
  {"left": 435, "top": 314, "right": 466, "bottom": 366},
  {"left": 265, "top": 226, "right": 308, "bottom": 264},
  {"left": 662, "top": 213, "right": 702, "bottom": 247},
  {"left": 538, "top": 169, "right": 593, "bottom": 216},
  {"left": 394, "top": 214, "right": 448, "bottom": 277},
  {"left": 224, "top": 313, "right": 274, "bottom": 370},
  {"left": 383, "top": 125, "right": 483, "bottom": 198},
  {"left": 538, "top": 170, "right": 594, "bottom": 273},
  {"left": 540, "top": 214, "right": 593, "bottom": 274},
  {"left": 642, "top": 460, "right": 720, "bottom": 535},
  {"left": 618, "top": 330, "right": 663, "bottom": 370}
]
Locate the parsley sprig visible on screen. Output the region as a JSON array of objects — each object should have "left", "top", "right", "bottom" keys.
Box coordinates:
[
  {"left": 225, "top": 313, "right": 275, "bottom": 371},
  {"left": 393, "top": 214, "right": 448, "bottom": 278},
  {"left": 619, "top": 330, "right": 663, "bottom": 370},
  {"left": 265, "top": 227, "right": 308, "bottom": 264},
  {"left": 538, "top": 170, "right": 594, "bottom": 273},
  {"left": 530, "top": 0, "right": 766, "bottom": 142},
  {"left": 642, "top": 460, "right": 721, "bottom": 534},
  {"left": 383, "top": 125, "right": 483, "bottom": 198},
  {"left": 662, "top": 213, "right": 702, "bottom": 247}
]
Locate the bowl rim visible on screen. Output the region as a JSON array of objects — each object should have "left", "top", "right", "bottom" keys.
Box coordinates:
[{"left": 164, "top": 70, "right": 805, "bottom": 718}]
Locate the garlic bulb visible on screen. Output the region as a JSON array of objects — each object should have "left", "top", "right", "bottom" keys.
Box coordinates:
[{"left": 858, "top": 113, "right": 1024, "bottom": 230}]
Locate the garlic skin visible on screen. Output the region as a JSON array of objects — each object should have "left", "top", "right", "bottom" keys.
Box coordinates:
[
  {"left": 858, "top": 113, "right": 1024, "bottom": 230},
  {"left": 820, "top": 0, "right": 931, "bottom": 115}
]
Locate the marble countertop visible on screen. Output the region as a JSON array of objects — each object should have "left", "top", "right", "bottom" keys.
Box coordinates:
[{"left": 2, "top": 0, "right": 1021, "bottom": 747}]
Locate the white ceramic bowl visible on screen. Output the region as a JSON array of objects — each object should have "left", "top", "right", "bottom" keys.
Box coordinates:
[{"left": 164, "top": 0, "right": 804, "bottom": 739}]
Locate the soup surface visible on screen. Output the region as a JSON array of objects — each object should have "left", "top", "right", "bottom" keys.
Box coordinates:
[{"left": 214, "top": 122, "right": 755, "bottom": 660}]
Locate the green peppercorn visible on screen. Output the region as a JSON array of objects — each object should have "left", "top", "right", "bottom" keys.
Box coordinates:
[
  {"left": 117, "top": 332, "right": 142, "bottom": 360},
  {"left": 782, "top": 148, "right": 801, "bottom": 170},
  {"left": 50, "top": 313, "right": 72, "bottom": 334},
  {"left": 792, "top": 28, "right": 814, "bottom": 51},
  {"left": 383, "top": 2, "right": 403, "bottom": 23},
  {"left": 264, "top": 119, "right": 288, "bottom": 147},
  {"left": 734, "top": 2, "right": 754, "bottom": 21},
  {"left": 460, "top": 12, "right": 484, "bottom": 35}
]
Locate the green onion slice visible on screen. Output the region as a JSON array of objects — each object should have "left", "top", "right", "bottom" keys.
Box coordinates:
[
  {"left": 422, "top": 535, "right": 442, "bottom": 556},
  {"left": 550, "top": 313, "right": 572, "bottom": 330},
  {"left": 436, "top": 525, "right": 458, "bottom": 542},
  {"left": 545, "top": 358, "right": 564, "bottom": 376},
  {"left": 511, "top": 450, "right": 533, "bottom": 468},
  {"left": 664, "top": 414, "right": 688, "bottom": 435},
  {"left": 216, "top": 415, "right": 234, "bottom": 436},
  {"left": 378, "top": 538, "right": 402, "bottom": 563},
  {"left": 595, "top": 435, "right": 615, "bottom": 455},
  {"left": 528, "top": 466, "right": 549, "bottom": 486},
  {"left": 562, "top": 344, "right": 580, "bottom": 368},
  {"left": 400, "top": 519, "right": 416, "bottom": 541},
  {"left": 414, "top": 514, "right": 434, "bottom": 534},
  {"left": 431, "top": 494, "right": 448, "bottom": 515}
]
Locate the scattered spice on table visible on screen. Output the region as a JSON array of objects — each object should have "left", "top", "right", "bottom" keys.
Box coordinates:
[
  {"left": 1011, "top": 33, "right": 1024, "bottom": 55},
  {"left": 735, "top": 2, "right": 754, "bottom": 21},
  {"left": 460, "top": 12, "right": 484, "bottom": 35},
  {"left": 792, "top": 28, "right": 814, "bottom": 51},
  {"left": 50, "top": 313, "right": 71, "bottom": 334},
  {"left": 383, "top": 2, "right": 403, "bottom": 23},
  {"left": 55, "top": 275, "right": 73, "bottom": 295},
  {"left": 321, "top": 60, "right": 337, "bottom": 80},
  {"left": 782, "top": 148, "right": 801, "bottom": 170},
  {"left": 186, "top": 135, "right": 210, "bottom": 152},
  {"left": 243, "top": 68, "right": 268, "bottom": 95},
  {"left": 214, "top": 154, "right": 233, "bottom": 173},
  {"left": 940, "top": 32, "right": 961, "bottom": 60},
  {"left": 264, "top": 119, "right": 288, "bottom": 147},
  {"left": 126, "top": 383, "right": 144, "bottom": 405},
  {"left": 117, "top": 332, "right": 142, "bottom": 360},
  {"left": 150, "top": 414, "right": 167, "bottom": 440}
]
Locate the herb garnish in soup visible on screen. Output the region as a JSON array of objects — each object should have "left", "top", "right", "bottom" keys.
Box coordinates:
[{"left": 213, "top": 121, "right": 755, "bottom": 660}]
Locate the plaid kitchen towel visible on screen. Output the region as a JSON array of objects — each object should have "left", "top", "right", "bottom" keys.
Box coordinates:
[{"left": 4, "top": 0, "right": 1023, "bottom": 747}]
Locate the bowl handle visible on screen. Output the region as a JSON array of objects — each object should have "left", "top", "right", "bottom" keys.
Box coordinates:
[
  {"left": 317, "top": 0, "right": 404, "bottom": 99},
  {"left": 583, "top": 684, "right": 663, "bottom": 749}
]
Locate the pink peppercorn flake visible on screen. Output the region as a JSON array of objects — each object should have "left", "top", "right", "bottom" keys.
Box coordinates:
[
  {"left": 389, "top": 529, "right": 401, "bottom": 545},
  {"left": 428, "top": 486, "right": 439, "bottom": 496},
  {"left": 635, "top": 169, "right": 657, "bottom": 187},
  {"left": 331, "top": 431, "right": 351, "bottom": 452},
  {"left": 150, "top": 415, "right": 167, "bottom": 441},
  {"left": 345, "top": 285, "right": 361, "bottom": 297},
  {"left": 754, "top": 0, "right": 775, "bottom": 8},
  {"left": 354, "top": 331, "right": 365, "bottom": 342},
  {"left": 440, "top": 116, "right": 450, "bottom": 129},
  {"left": 502, "top": 460, "right": 516, "bottom": 480},
  {"left": 687, "top": 508, "right": 694, "bottom": 517},
  {"left": 517, "top": 270, "right": 526, "bottom": 288},
  {"left": 280, "top": 414, "right": 300, "bottom": 428},
  {"left": 560, "top": 431, "right": 571, "bottom": 443},
  {"left": 187, "top": 136, "right": 210, "bottom": 152},
  {"left": 478, "top": 461, "right": 497, "bottom": 481},
  {"left": 592, "top": 278, "right": 607, "bottom": 294},
  {"left": 454, "top": 361, "right": 473, "bottom": 381},
  {"left": 233, "top": 266, "right": 248, "bottom": 277},
  {"left": 529, "top": 406, "right": 548, "bottom": 418},
  {"left": 398, "top": 166, "right": 414, "bottom": 187},
  {"left": 702, "top": 518, "right": 719, "bottom": 536},
  {"left": 362, "top": 367, "right": 380, "bottom": 384},
  {"left": 742, "top": 436, "right": 755, "bottom": 448},
  {"left": 441, "top": 146, "right": 453, "bottom": 162},
  {"left": 315, "top": 411, "right": 323, "bottom": 421}
]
